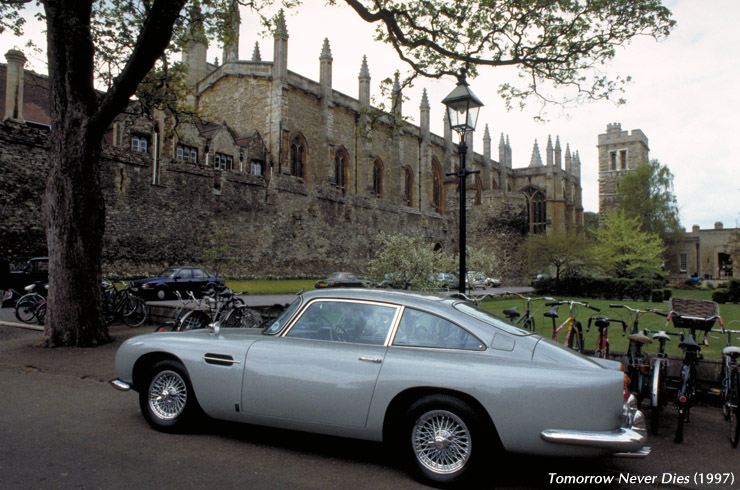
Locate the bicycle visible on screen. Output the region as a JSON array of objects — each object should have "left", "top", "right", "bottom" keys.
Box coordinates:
[
  {"left": 177, "top": 288, "right": 245, "bottom": 331},
  {"left": 154, "top": 290, "right": 198, "bottom": 332},
  {"left": 642, "top": 327, "right": 683, "bottom": 435},
  {"left": 545, "top": 300, "right": 600, "bottom": 353},
  {"left": 585, "top": 315, "right": 627, "bottom": 359},
  {"left": 667, "top": 297, "right": 722, "bottom": 443},
  {"left": 609, "top": 303, "right": 666, "bottom": 408},
  {"left": 711, "top": 324, "right": 740, "bottom": 447},
  {"left": 501, "top": 292, "right": 553, "bottom": 332},
  {"left": 14, "top": 282, "right": 48, "bottom": 324},
  {"left": 102, "top": 281, "right": 148, "bottom": 327}
]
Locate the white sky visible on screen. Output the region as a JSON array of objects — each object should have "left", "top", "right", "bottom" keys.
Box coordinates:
[{"left": 3, "top": 0, "right": 738, "bottom": 230}]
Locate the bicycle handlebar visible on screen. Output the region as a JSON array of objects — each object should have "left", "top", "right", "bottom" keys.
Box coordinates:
[
  {"left": 610, "top": 304, "right": 667, "bottom": 316},
  {"left": 546, "top": 300, "right": 600, "bottom": 312},
  {"left": 504, "top": 291, "right": 554, "bottom": 301}
]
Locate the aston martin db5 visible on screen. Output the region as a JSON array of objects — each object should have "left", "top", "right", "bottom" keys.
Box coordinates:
[{"left": 111, "top": 289, "right": 649, "bottom": 485}]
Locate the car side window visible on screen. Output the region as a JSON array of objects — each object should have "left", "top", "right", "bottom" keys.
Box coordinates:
[
  {"left": 192, "top": 269, "right": 205, "bottom": 279},
  {"left": 285, "top": 301, "right": 396, "bottom": 345},
  {"left": 176, "top": 269, "right": 192, "bottom": 279},
  {"left": 393, "top": 308, "right": 485, "bottom": 351}
]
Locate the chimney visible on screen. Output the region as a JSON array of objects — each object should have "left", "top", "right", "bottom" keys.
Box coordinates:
[
  {"left": 715, "top": 222, "right": 724, "bottom": 230},
  {"left": 4, "top": 49, "right": 27, "bottom": 122},
  {"left": 692, "top": 225, "right": 700, "bottom": 233}
]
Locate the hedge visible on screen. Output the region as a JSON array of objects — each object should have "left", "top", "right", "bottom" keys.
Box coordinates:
[{"left": 533, "top": 276, "right": 662, "bottom": 301}]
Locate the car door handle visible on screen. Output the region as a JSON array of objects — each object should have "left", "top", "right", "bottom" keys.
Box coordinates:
[{"left": 358, "top": 357, "right": 382, "bottom": 364}]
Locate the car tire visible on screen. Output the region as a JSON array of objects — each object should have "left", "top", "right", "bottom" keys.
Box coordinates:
[
  {"left": 139, "top": 360, "right": 200, "bottom": 432},
  {"left": 404, "top": 395, "right": 482, "bottom": 485}
]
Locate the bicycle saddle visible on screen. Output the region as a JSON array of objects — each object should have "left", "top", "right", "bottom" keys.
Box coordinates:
[
  {"left": 651, "top": 331, "right": 671, "bottom": 342},
  {"left": 544, "top": 306, "right": 559, "bottom": 318},
  {"left": 679, "top": 335, "right": 701, "bottom": 351},
  {"left": 502, "top": 307, "right": 520, "bottom": 320},
  {"left": 722, "top": 346, "right": 740, "bottom": 358},
  {"left": 594, "top": 319, "right": 609, "bottom": 328},
  {"left": 627, "top": 332, "right": 652, "bottom": 344}
]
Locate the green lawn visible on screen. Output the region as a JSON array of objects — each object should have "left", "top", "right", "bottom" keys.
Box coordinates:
[
  {"left": 479, "top": 291, "right": 740, "bottom": 360},
  {"left": 225, "top": 279, "right": 316, "bottom": 295}
]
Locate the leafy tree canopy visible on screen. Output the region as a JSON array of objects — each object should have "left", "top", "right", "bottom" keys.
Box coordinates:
[
  {"left": 335, "top": 0, "right": 675, "bottom": 112},
  {"left": 524, "top": 232, "right": 594, "bottom": 280},
  {"left": 594, "top": 210, "right": 665, "bottom": 279},
  {"left": 617, "top": 159, "right": 682, "bottom": 245}
]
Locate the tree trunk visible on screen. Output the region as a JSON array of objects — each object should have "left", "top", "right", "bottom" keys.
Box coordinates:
[{"left": 40, "top": 0, "right": 110, "bottom": 347}]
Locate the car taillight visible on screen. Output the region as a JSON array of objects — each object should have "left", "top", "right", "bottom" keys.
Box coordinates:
[
  {"left": 679, "top": 395, "right": 687, "bottom": 403},
  {"left": 624, "top": 374, "right": 631, "bottom": 401}
]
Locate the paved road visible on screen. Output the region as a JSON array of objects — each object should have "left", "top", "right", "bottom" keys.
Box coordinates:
[{"left": 1, "top": 310, "right": 739, "bottom": 489}]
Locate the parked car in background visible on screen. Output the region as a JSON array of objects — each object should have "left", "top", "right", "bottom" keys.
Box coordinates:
[
  {"left": 7, "top": 257, "right": 48, "bottom": 294},
  {"left": 112, "top": 288, "right": 648, "bottom": 486},
  {"left": 314, "top": 272, "right": 370, "bottom": 289},
  {"left": 129, "top": 267, "right": 225, "bottom": 300}
]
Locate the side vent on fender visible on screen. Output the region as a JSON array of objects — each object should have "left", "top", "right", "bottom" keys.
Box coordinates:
[{"left": 203, "top": 353, "right": 240, "bottom": 366}]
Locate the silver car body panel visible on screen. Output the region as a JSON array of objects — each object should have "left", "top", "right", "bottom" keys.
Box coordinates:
[{"left": 113, "top": 288, "right": 647, "bottom": 457}]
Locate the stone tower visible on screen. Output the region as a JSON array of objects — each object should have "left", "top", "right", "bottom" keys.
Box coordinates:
[{"left": 597, "top": 123, "right": 650, "bottom": 214}]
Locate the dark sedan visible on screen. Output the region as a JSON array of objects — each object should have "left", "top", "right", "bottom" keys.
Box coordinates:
[
  {"left": 314, "top": 272, "right": 370, "bottom": 289},
  {"left": 130, "top": 267, "right": 225, "bottom": 300}
]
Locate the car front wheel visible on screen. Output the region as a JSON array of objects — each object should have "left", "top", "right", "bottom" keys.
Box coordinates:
[
  {"left": 139, "top": 360, "right": 200, "bottom": 432},
  {"left": 404, "top": 395, "right": 482, "bottom": 485}
]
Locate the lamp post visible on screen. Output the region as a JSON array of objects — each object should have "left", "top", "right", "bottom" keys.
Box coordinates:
[{"left": 442, "top": 69, "right": 484, "bottom": 294}]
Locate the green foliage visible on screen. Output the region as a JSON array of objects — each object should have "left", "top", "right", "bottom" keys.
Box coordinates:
[
  {"left": 594, "top": 210, "right": 665, "bottom": 279},
  {"left": 533, "top": 275, "right": 661, "bottom": 302},
  {"left": 712, "top": 289, "right": 729, "bottom": 304},
  {"left": 200, "top": 230, "right": 237, "bottom": 278},
  {"left": 524, "top": 232, "right": 595, "bottom": 280},
  {"left": 617, "top": 159, "right": 682, "bottom": 245},
  {"left": 366, "top": 233, "right": 454, "bottom": 291},
  {"left": 583, "top": 211, "right": 600, "bottom": 239}
]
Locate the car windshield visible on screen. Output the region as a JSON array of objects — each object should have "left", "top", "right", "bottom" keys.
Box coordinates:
[
  {"left": 453, "top": 302, "right": 534, "bottom": 337},
  {"left": 264, "top": 297, "right": 302, "bottom": 335}
]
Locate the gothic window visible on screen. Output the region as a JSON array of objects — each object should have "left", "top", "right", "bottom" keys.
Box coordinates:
[
  {"left": 290, "top": 136, "right": 306, "bottom": 179},
  {"left": 404, "top": 167, "right": 413, "bottom": 205},
  {"left": 132, "top": 135, "right": 149, "bottom": 153},
  {"left": 176, "top": 144, "right": 198, "bottom": 164},
  {"left": 334, "top": 149, "right": 349, "bottom": 192},
  {"left": 524, "top": 187, "right": 547, "bottom": 235},
  {"left": 372, "top": 159, "right": 383, "bottom": 197},
  {"left": 431, "top": 158, "right": 443, "bottom": 213},
  {"left": 214, "top": 152, "right": 233, "bottom": 171}
]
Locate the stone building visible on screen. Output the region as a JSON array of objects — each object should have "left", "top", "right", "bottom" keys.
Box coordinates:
[
  {"left": 596, "top": 123, "right": 735, "bottom": 282},
  {"left": 597, "top": 122, "right": 650, "bottom": 214},
  {"left": 1, "top": 15, "right": 585, "bottom": 278}
]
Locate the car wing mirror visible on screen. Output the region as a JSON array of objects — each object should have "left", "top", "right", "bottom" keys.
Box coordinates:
[{"left": 208, "top": 321, "right": 221, "bottom": 336}]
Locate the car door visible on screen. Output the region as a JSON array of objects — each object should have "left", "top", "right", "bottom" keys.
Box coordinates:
[{"left": 241, "top": 299, "right": 400, "bottom": 428}]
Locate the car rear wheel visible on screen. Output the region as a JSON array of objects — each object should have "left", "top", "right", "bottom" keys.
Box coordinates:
[
  {"left": 139, "top": 360, "right": 200, "bottom": 432},
  {"left": 404, "top": 395, "right": 482, "bottom": 485}
]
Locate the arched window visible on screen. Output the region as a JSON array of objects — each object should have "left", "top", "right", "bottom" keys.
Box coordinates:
[
  {"left": 334, "top": 149, "right": 349, "bottom": 192},
  {"left": 290, "top": 136, "right": 306, "bottom": 179},
  {"left": 372, "top": 159, "right": 383, "bottom": 197},
  {"left": 431, "top": 158, "right": 443, "bottom": 213},
  {"left": 524, "top": 187, "right": 547, "bottom": 235},
  {"left": 474, "top": 174, "right": 482, "bottom": 205},
  {"left": 404, "top": 167, "right": 413, "bottom": 205}
]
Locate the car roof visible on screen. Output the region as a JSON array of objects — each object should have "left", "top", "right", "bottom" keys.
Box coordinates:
[{"left": 301, "top": 287, "right": 454, "bottom": 308}]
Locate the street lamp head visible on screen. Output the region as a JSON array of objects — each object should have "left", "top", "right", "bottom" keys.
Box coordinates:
[{"left": 442, "top": 69, "right": 484, "bottom": 136}]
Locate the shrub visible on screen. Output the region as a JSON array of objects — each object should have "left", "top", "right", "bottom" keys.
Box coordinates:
[
  {"left": 651, "top": 290, "right": 664, "bottom": 303},
  {"left": 712, "top": 289, "right": 729, "bottom": 304},
  {"left": 728, "top": 279, "right": 740, "bottom": 303},
  {"left": 663, "top": 289, "right": 672, "bottom": 301}
]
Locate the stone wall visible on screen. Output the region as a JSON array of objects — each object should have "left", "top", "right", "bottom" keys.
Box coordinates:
[{"left": 1, "top": 120, "right": 449, "bottom": 277}]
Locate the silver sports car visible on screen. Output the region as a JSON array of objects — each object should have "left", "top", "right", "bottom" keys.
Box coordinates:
[{"left": 112, "top": 289, "right": 648, "bottom": 485}]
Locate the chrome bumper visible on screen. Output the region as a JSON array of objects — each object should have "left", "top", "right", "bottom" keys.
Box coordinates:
[
  {"left": 110, "top": 379, "right": 132, "bottom": 392},
  {"left": 540, "top": 395, "right": 650, "bottom": 457}
]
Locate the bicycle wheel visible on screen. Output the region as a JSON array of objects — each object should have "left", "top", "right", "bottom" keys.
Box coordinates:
[
  {"left": 650, "top": 359, "right": 665, "bottom": 435},
  {"left": 123, "top": 296, "right": 148, "bottom": 328},
  {"left": 15, "top": 295, "right": 41, "bottom": 323},
  {"left": 721, "top": 358, "right": 731, "bottom": 421},
  {"left": 178, "top": 310, "right": 210, "bottom": 331},
  {"left": 36, "top": 302, "right": 46, "bottom": 325},
  {"left": 730, "top": 370, "right": 740, "bottom": 448}
]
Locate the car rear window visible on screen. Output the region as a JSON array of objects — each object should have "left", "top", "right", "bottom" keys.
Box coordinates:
[{"left": 454, "top": 302, "right": 533, "bottom": 336}]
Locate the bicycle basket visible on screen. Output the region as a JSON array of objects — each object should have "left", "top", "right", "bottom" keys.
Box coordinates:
[{"left": 668, "top": 297, "right": 720, "bottom": 331}]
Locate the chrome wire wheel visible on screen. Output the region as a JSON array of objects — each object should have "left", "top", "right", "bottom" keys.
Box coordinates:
[
  {"left": 148, "top": 370, "right": 188, "bottom": 421},
  {"left": 412, "top": 409, "right": 471, "bottom": 475}
]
